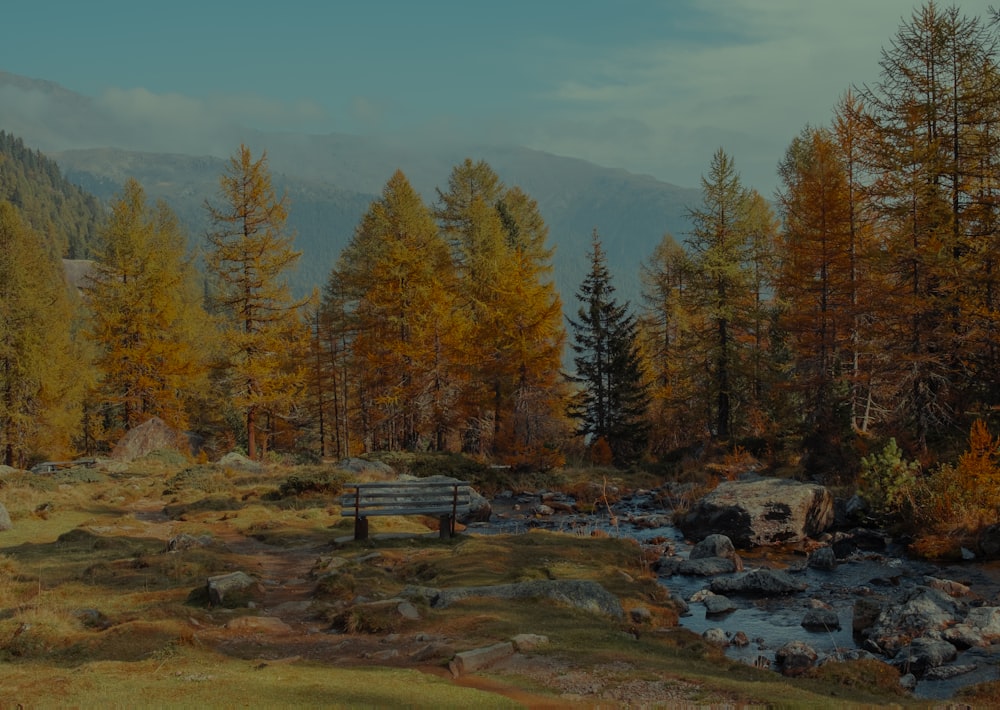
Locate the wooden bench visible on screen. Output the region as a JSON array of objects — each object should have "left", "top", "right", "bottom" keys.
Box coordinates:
[{"left": 341, "top": 479, "right": 472, "bottom": 541}]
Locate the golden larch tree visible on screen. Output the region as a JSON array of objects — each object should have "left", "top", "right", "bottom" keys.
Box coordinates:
[
  {"left": 205, "top": 145, "right": 308, "bottom": 460},
  {"left": 85, "top": 178, "right": 208, "bottom": 440}
]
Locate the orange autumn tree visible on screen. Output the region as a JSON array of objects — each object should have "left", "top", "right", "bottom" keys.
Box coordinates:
[
  {"left": 85, "top": 178, "right": 208, "bottom": 441},
  {"left": 776, "top": 126, "right": 857, "bottom": 473},
  {"left": 435, "top": 159, "right": 569, "bottom": 461},
  {"left": 331, "top": 170, "right": 467, "bottom": 451},
  {"left": 205, "top": 145, "right": 308, "bottom": 460},
  {"left": 0, "top": 201, "right": 82, "bottom": 466}
]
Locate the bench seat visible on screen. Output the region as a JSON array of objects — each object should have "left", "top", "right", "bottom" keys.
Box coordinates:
[{"left": 341, "top": 479, "right": 472, "bottom": 540}]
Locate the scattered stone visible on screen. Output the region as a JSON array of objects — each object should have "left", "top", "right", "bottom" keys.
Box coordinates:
[
  {"left": 678, "top": 557, "right": 738, "bottom": 576},
  {"left": 923, "top": 663, "right": 977, "bottom": 681},
  {"left": 630, "top": 606, "right": 652, "bottom": 623},
  {"left": 892, "top": 637, "right": 958, "bottom": 676},
  {"left": 449, "top": 642, "right": 515, "bottom": 677},
  {"left": 731, "top": 630, "right": 750, "bottom": 647},
  {"left": 865, "top": 586, "right": 966, "bottom": 654},
  {"left": 702, "top": 592, "right": 737, "bottom": 616},
  {"left": 801, "top": 609, "right": 840, "bottom": 631},
  {"left": 922, "top": 576, "right": 972, "bottom": 598},
  {"left": 309, "top": 556, "right": 349, "bottom": 578},
  {"left": 899, "top": 673, "right": 917, "bottom": 691},
  {"left": 533, "top": 504, "right": 555, "bottom": 516},
  {"left": 206, "top": 571, "right": 261, "bottom": 608},
  {"left": 852, "top": 597, "right": 883, "bottom": 635},
  {"left": 690, "top": 534, "right": 739, "bottom": 561},
  {"left": 702, "top": 628, "right": 728, "bottom": 646},
  {"left": 652, "top": 556, "right": 683, "bottom": 576},
  {"left": 410, "top": 643, "right": 454, "bottom": 662},
  {"left": 775, "top": 641, "right": 818, "bottom": 677},
  {"left": 396, "top": 601, "right": 420, "bottom": 621},
  {"left": 807, "top": 546, "right": 837, "bottom": 571},
  {"left": 511, "top": 633, "right": 549, "bottom": 652},
  {"left": 709, "top": 569, "right": 808, "bottom": 596}
]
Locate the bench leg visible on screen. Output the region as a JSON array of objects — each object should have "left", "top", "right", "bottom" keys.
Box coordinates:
[
  {"left": 355, "top": 516, "right": 369, "bottom": 541},
  {"left": 439, "top": 514, "right": 453, "bottom": 539}
]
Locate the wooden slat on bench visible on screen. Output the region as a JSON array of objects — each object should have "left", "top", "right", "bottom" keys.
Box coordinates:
[{"left": 342, "top": 480, "right": 473, "bottom": 540}]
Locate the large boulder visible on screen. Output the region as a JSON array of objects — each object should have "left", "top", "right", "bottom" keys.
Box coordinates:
[
  {"left": 111, "top": 417, "right": 192, "bottom": 461},
  {"left": 862, "top": 586, "right": 966, "bottom": 655},
  {"left": 677, "top": 478, "right": 834, "bottom": 548}
]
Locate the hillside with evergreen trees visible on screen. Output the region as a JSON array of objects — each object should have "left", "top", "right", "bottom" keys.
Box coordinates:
[{"left": 0, "top": 131, "right": 104, "bottom": 259}]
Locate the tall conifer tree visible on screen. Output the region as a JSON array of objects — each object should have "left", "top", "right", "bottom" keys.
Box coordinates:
[
  {"left": 205, "top": 145, "right": 308, "bottom": 460},
  {"left": 0, "top": 201, "right": 82, "bottom": 466},
  {"left": 85, "top": 178, "right": 208, "bottom": 438},
  {"left": 568, "top": 230, "right": 649, "bottom": 466}
]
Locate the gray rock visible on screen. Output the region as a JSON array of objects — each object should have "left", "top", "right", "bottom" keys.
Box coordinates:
[
  {"left": 457, "top": 488, "right": 492, "bottom": 524},
  {"left": 206, "top": 571, "right": 261, "bottom": 608},
  {"left": 111, "top": 416, "right": 191, "bottom": 461},
  {"left": 899, "top": 673, "right": 917, "bottom": 691},
  {"left": 702, "top": 628, "right": 728, "bottom": 646},
  {"left": 892, "top": 637, "right": 957, "bottom": 676},
  {"left": 709, "top": 568, "right": 808, "bottom": 596},
  {"left": 678, "top": 556, "right": 738, "bottom": 576},
  {"left": 405, "top": 579, "right": 624, "bottom": 619},
  {"left": 511, "top": 633, "right": 549, "bottom": 652},
  {"left": 449, "top": 642, "right": 515, "bottom": 676},
  {"left": 677, "top": 478, "right": 834, "bottom": 548},
  {"left": 690, "top": 533, "right": 738, "bottom": 560},
  {"left": 866, "top": 586, "right": 966, "bottom": 655},
  {"left": 397, "top": 601, "right": 421, "bottom": 620},
  {"left": 852, "top": 597, "right": 883, "bottom": 635},
  {"left": 703, "top": 593, "right": 737, "bottom": 615},
  {"left": 630, "top": 606, "right": 652, "bottom": 623},
  {"left": 0, "top": 501, "right": 11, "bottom": 532},
  {"left": 775, "top": 640, "right": 818, "bottom": 677},
  {"left": 653, "top": 556, "right": 683, "bottom": 576},
  {"left": 923, "top": 663, "right": 977, "bottom": 681},
  {"left": 801, "top": 609, "right": 840, "bottom": 631},
  {"left": 807, "top": 546, "right": 837, "bottom": 571}
]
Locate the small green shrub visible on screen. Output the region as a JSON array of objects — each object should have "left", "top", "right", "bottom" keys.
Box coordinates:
[{"left": 859, "top": 438, "right": 920, "bottom": 519}]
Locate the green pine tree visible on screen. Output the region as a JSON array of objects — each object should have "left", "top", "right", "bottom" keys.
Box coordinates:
[{"left": 568, "top": 230, "right": 650, "bottom": 466}]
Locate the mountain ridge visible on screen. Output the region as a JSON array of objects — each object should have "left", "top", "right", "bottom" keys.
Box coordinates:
[{"left": 2, "top": 70, "right": 702, "bottom": 307}]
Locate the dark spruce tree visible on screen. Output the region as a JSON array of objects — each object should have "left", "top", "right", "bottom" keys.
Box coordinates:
[{"left": 568, "top": 230, "right": 650, "bottom": 466}]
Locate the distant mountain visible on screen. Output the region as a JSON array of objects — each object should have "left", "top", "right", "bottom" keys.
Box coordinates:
[{"left": 2, "top": 71, "right": 702, "bottom": 308}]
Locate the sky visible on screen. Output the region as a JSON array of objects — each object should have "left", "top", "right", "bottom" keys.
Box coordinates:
[{"left": 3, "top": 0, "right": 997, "bottom": 193}]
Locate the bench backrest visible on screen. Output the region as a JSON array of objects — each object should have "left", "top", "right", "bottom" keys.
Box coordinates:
[{"left": 342, "top": 480, "right": 473, "bottom": 518}]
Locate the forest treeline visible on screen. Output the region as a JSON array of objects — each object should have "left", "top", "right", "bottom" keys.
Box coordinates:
[{"left": 5, "top": 3, "right": 1000, "bottom": 510}]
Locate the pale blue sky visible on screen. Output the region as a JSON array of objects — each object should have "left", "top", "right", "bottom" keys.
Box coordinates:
[{"left": 2, "top": 1, "right": 996, "bottom": 192}]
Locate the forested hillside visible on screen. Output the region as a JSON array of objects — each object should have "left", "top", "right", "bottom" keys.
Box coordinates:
[{"left": 0, "top": 131, "right": 103, "bottom": 258}]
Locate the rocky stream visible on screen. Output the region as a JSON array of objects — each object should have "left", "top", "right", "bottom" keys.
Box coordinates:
[{"left": 468, "top": 477, "right": 1000, "bottom": 700}]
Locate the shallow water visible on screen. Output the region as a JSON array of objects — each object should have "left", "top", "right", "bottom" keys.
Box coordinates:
[{"left": 471, "top": 498, "right": 1000, "bottom": 700}]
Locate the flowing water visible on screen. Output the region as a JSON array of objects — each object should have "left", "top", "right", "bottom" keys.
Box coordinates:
[{"left": 470, "top": 493, "right": 1000, "bottom": 700}]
